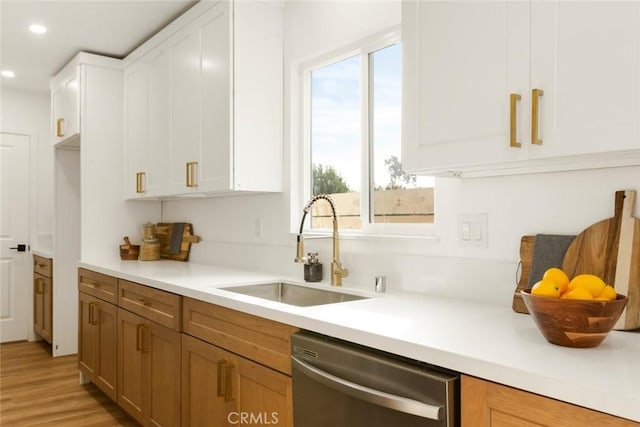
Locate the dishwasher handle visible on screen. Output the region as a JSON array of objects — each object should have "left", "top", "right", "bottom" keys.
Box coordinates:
[{"left": 291, "top": 355, "right": 444, "bottom": 421}]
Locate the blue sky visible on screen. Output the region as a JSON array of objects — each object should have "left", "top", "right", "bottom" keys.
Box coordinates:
[{"left": 311, "top": 43, "right": 433, "bottom": 192}]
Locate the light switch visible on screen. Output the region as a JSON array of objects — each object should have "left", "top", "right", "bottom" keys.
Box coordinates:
[
  {"left": 458, "top": 213, "right": 488, "bottom": 248},
  {"left": 462, "top": 222, "right": 471, "bottom": 240},
  {"left": 471, "top": 221, "right": 482, "bottom": 241}
]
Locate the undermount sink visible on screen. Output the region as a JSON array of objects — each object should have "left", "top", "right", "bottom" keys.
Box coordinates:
[{"left": 220, "top": 282, "right": 369, "bottom": 307}]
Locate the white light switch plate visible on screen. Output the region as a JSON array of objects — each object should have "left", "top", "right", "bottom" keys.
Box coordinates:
[{"left": 458, "top": 213, "right": 488, "bottom": 248}]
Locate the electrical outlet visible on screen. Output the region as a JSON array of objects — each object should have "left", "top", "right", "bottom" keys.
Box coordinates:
[{"left": 458, "top": 213, "right": 488, "bottom": 248}]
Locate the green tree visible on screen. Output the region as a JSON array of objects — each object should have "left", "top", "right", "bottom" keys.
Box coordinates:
[
  {"left": 313, "top": 164, "right": 351, "bottom": 195},
  {"left": 384, "top": 155, "right": 416, "bottom": 190}
]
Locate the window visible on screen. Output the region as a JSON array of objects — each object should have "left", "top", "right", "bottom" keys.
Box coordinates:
[{"left": 304, "top": 31, "right": 434, "bottom": 233}]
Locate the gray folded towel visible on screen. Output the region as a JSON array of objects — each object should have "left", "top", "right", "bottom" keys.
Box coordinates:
[{"left": 527, "top": 234, "right": 576, "bottom": 287}]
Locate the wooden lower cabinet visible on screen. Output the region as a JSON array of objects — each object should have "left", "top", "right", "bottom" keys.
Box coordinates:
[
  {"left": 34, "top": 255, "right": 53, "bottom": 343},
  {"left": 118, "top": 307, "right": 180, "bottom": 427},
  {"left": 461, "top": 375, "right": 639, "bottom": 427},
  {"left": 34, "top": 273, "right": 53, "bottom": 343},
  {"left": 181, "top": 333, "right": 292, "bottom": 427},
  {"left": 78, "top": 292, "right": 118, "bottom": 400}
]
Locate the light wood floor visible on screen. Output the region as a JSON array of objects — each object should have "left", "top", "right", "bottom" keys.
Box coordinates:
[{"left": 0, "top": 340, "right": 138, "bottom": 426}]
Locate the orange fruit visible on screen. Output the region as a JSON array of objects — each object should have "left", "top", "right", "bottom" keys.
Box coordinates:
[
  {"left": 599, "top": 285, "right": 617, "bottom": 301},
  {"left": 563, "top": 286, "right": 594, "bottom": 300},
  {"left": 543, "top": 268, "right": 570, "bottom": 294},
  {"left": 531, "top": 279, "right": 560, "bottom": 298},
  {"left": 568, "top": 274, "right": 606, "bottom": 298}
]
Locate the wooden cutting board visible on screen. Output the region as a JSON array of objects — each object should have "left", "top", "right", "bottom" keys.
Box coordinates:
[
  {"left": 156, "top": 223, "right": 201, "bottom": 261},
  {"left": 512, "top": 235, "right": 536, "bottom": 314},
  {"left": 562, "top": 190, "right": 640, "bottom": 330}
]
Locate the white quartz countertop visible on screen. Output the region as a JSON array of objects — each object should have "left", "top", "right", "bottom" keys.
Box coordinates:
[
  {"left": 32, "top": 249, "right": 54, "bottom": 259},
  {"left": 79, "top": 259, "right": 640, "bottom": 422}
]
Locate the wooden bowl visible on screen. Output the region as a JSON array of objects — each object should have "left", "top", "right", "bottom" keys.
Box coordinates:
[
  {"left": 520, "top": 289, "right": 628, "bottom": 348},
  {"left": 119, "top": 244, "right": 140, "bottom": 261}
]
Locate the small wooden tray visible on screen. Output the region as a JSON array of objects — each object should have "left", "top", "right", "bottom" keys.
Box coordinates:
[{"left": 156, "top": 223, "right": 200, "bottom": 261}]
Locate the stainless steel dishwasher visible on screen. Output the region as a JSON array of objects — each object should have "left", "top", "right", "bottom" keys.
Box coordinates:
[{"left": 291, "top": 331, "right": 459, "bottom": 427}]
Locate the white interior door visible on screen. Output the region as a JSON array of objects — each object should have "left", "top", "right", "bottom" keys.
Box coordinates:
[{"left": 0, "top": 132, "right": 30, "bottom": 343}]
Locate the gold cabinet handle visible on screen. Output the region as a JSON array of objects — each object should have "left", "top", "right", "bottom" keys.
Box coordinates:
[
  {"left": 224, "top": 362, "right": 235, "bottom": 402},
  {"left": 56, "top": 118, "right": 65, "bottom": 137},
  {"left": 91, "top": 302, "right": 99, "bottom": 326},
  {"left": 83, "top": 279, "right": 100, "bottom": 289},
  {"left": 136, "top": 324, "right": 148, "bottom": 351},
  {"left": 35, "top": 278, "right": 43, "bottom": 294},
  {"left": 531, "top": 88, "right": 544, "bottom": 145},
  {"left": 88, "top": 302, "right": 96, "bottom": 325},
  {"left": 216, "top": 360, "right": 226, "bottom": 397},
  {"left": 136, "top": 172, "right": 146, "bottom": 194},
  {"left": 509, "top": 93, "right": 522, "bottom": 148},
  {"left": 186, "top": 162, "right": 198, "bottom": 188}
]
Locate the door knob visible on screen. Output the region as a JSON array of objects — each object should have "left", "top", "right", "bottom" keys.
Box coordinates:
[{"left": 9, "top": 244, "right": 27, "bottom": 252}]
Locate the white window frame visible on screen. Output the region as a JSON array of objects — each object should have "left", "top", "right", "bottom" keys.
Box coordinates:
[{"left": 295, "top": 26, "right": 435, "bottom": 238}]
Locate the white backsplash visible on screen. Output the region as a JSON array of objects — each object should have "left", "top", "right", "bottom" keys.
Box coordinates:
[{"left": 162, "top": 166, "right": 639, "bottom": 307}]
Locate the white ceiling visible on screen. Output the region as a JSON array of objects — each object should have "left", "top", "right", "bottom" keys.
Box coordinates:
[{"left": 1, "top": 0, "right": 197, "bottom": 93}]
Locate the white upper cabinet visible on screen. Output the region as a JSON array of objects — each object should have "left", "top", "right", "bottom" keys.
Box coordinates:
[
  {"left": 402, "top": 0, "right": 640, "bottom": 177},
  {"left": 529, "top": 1, "right": 639, "bottom": 160},
  {"left": 124, "top": 0, "right": 283, "bottom": 198},
  {"left": 124, "top": 45, "right": 171, "bottom": 198},
  {"left": 146, "top": 46, "right": 171, "bottom": 196},
  {"left": 51, "top": 67, "right": 80, "bottom": 145},
  {"left": 124, "top": 61, "right": 148, "bottom": 198}
]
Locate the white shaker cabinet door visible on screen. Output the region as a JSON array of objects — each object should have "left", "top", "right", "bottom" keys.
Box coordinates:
[
  {"left": 51, "top": 72, "right": 80, "bottom": 144},
  {"left": 63, "top": 75, "right": 79, "bottom": 140},
  {"left": 529, "top": 1, "right": 640, "bottom": 159},
  {"left": 197, "top": 1, "right": 232, "bottom": 193},
  {"left": 402, "top": 1, "right": 530, "bottom": 175},
  {"left": 167, "top": 26, "right": 201, "bottom": 195},
  {"left": 51, "top": 85, "right": 65, "bottom": 142},
  {"left": 145, "top": 46, "right": 171, "bottom": 196},
  {"left": 124, "top": 62, "right": 148, "bottom": 198}
]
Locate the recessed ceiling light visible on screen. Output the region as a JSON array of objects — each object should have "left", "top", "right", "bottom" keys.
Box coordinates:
[
  {"left": 1, "top": 70, "right": 16, "bottom": 78},
  {"left": 29, "top": 24, "right": 47, "bottom": 34}
]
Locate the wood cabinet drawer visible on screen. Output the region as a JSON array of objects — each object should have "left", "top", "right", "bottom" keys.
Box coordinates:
[
  {"left": 183, "top": 297, "right": 299, "bottom": 375},
  {"left": 34, "top": 255, "right": 52, "bottom": 278},
  {"left": 118, "top": 280, "right": 181, "bottom": 331},
  {"left": 78, "top": 268, "right": 118, "bottom": 304}
]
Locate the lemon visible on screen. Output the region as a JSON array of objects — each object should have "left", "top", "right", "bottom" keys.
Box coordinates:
[
  {"left": 531, "top": 279, "right": 560, "bottom": 298},
  {"left": 599, "top": 285, "right": 617, "bottom": 301},
  {"left": 563, "top": 286, "right": 594, "bottom": 300},
  {"left": 542, "top": 267, "right": 570, "bottom": 294},
  {"left": 568, "top": 274, "right": 606, "bottom": 298}
]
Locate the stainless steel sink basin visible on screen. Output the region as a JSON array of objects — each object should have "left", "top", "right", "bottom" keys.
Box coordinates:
[{"left": 220, "top": 282, "right": 368, "bottom": 307}]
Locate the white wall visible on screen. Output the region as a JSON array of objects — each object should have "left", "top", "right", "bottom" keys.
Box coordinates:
[
  {"left": 163, "top": 1, "right": 640, "bottom": 307},
  {"left": 0, "top": 88, "right": 53, "bottom": 251}
]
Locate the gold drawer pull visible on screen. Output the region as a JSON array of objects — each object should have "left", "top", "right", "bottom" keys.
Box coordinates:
[
  {"left": 509, "top": 93, "right": 522, "bottom": 148},
  {"left": 84, "top": 279, "right": 100, "bottom": 288},
  {"left": 531, "top": 88, "right": 544, "bottom": 145},
  {"left": 56, "top": 118, "right": 65, "bottom": 137}
]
